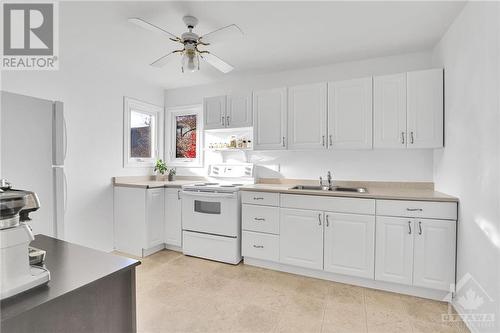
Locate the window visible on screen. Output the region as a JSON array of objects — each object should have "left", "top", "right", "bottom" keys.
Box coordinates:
[
  {"left": 166, "top": 105, "right": 203, "bottom": 167},
  {"left": 123, "top": 97, "right": 163, "bottom": 167}
]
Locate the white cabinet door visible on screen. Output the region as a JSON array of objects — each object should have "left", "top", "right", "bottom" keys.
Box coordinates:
[
  {"left": 226, "top": 93, "right": 252, "bottom": 128},
  {"left": 146, "top": 188, "right": 165, "bottom": 249},
  {"left": 324, "top": 213, "right": 375, "bottom": 279},
  {"left": 165, "top": 188, "right": 182, "bottom": 247},
  {"left": 253, "top": 88, "right": 287, "bottom": 150},
  {"left": 279, "top": 208, "right": 324, "bottom": 270},
  {"left": 373, "top": 73, "right": 407, "bottom": 148},
  {"left": 288, "top": 83, "right": 327, "bottom": 150},
  {"left": 328, "top": 77, "right": 373, "bottom": 149},
  {"left": 407, "top": 69, "right": 443, "bottom": 148},
  {"left": 203, "top": 95, "right": 226, "bottom": 129},
  {"left": 375, "top": 216, "right": 414, "bottom": 285},
  {"left": 413, "top": 219, "right": 456, "bottom": 291}
]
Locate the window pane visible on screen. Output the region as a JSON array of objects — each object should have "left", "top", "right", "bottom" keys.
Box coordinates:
[
  {"left": 130, "top": 110, "right": 154, "bottom": 158},
  {"left": 175, "top": 114, "right": 197, "bottom": 159}
]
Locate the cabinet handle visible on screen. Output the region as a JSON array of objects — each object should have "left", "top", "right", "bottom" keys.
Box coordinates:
[
  {"left": 282, "top": 136, "right": 286, "bottom": 147},
  {"left": 226, "top": 116, "right": 230, "bottom": 126},
  {"left": 408, "top": 221, "right": 412, "bottom": 234},
  {"left": 254, "top": 217, "right": 265, "bottom": 221},
  {"left": 410, "top": 131, "right": 414, "bottom": 144},
  {"left": 406, "top": 208, "right": 423, "bottom": 212},
  {"left": 177, "top": 190, "right": 181, "bottom": 200},
  {"left": 253, "top": 197, "right": 264, "bottom": 200},
  {"left": 253, "top": 245, "right": 264, "bottom": 249},
  {"left": 318, "top": 213, "right": 322, "bottom": 226},
  {"left": 221, "top": 116, "right": 225, "bottom": 127},
  {"left": 326, "top": 214, "right": 330, "bottom": 227},
  {"left": 418, "top": 221, "right": 422, "bottom": 235},
  {"left": 401, "top": 132, "right": 405, "bottom": 144},
  {"left": 329, "top": 134, "right": 333, "bottom": 146},
  {"left": 322, "top": 135, "right": 325, "bottom": 146}
]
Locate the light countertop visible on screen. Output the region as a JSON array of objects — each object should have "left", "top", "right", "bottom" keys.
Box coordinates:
[
  {"left": 240, "top": 182, "right": 458, "bottom": 202},
  {"left": 113, "top": 176, "right": 205, "bottom": 189}
]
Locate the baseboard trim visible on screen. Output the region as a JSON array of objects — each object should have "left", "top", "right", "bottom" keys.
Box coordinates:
[
  {"left": 165, "top": 244, "right": 182, "bottom": 252},
  {"left": 244, "top": 257, "right": 449, "bottom": 301}
]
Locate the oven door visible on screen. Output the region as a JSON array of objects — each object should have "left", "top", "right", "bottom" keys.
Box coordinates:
[{"left": 181, "top": 191, "right": 239, "bottom": 237}]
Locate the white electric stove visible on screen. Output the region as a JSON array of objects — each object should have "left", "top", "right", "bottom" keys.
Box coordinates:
[{"left": 181, "top": 163, "right": 254, "bottom": 264}]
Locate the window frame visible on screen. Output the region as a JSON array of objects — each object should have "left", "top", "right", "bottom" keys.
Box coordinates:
[
  {"left": 123, "top": 96, "right": 164, "bottom": 168},
  {"left": 165, "top": 104, "right": 203, "bottom": 168}
]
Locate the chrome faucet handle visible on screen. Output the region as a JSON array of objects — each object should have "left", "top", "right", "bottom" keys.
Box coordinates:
[{"left": 319, "top": 176, "right": 323, "bottom": 186}]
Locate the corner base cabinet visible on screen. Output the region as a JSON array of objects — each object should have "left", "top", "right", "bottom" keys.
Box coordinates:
[{"left": 242, "top": 191, "right": 457, "bottom": 300}]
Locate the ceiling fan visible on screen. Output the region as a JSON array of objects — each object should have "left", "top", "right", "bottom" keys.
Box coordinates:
[{"left": 128, "top": 15, "right": 243, "bottom": 73}]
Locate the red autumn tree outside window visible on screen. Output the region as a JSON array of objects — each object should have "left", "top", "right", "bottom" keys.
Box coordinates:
[{"left": 175, "top": 114, "right": 197, "bottom": 159}]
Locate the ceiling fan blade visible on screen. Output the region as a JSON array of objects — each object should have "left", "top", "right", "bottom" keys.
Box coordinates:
[
  {"left": 200, "top": 52, "right": 234, "bottom": 73},
  {"left": 199, "top": 24, "right": 243, "bottom": 45},
  {"left": 150, "top": 50, "right": 182, "bottom": 68},
  {"left": 128, "top": 17, "right": 180, "bottom": 41}
]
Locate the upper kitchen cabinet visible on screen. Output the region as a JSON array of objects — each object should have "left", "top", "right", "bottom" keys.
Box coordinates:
[
  {"left": 253, "top": 87, "right": 287, "bottom": 150},
  {"left": 328, "top": 77, "right": 373, "bottom": 149},
  {"left": 287, "top": 83, "right": 328, "bottom": 150},
  {"left": 226, "top": 93, "right": 252, "bottom": 128},
  {"left": 373, "top": 73, "right": 407, "bottom": 148},
  {"left": 407, "top": 68, "right": 444, "bottom": 148},
  {"left": 203, "top": 95, "right": 227, "bottom": 130}
]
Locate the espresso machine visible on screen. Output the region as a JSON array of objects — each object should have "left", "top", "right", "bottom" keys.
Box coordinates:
[{"left": 0, "top": 179, "right": 50, "bottom": 300}]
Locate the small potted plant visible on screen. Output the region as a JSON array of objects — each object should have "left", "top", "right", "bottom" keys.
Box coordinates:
[
  {"left": 153, "top": 159, "right": 167, "bottom": 181},
  {"left": 167, "top": 167, "right": 176, "bottom": 182}
]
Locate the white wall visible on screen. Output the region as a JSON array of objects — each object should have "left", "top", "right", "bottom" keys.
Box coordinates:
[
  {"left": 1, "top": 6, "right": 164, "bottom": 252},
  {"left": 432, "top": 2, "right": 500, "bottom": 332},
  {"left": 165, "top": 51, "right": 435, "bottom": 181}
]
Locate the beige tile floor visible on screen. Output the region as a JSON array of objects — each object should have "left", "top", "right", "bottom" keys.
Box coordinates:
[{"left": 132, "top": 250, "right": 469, "bottom": 333}]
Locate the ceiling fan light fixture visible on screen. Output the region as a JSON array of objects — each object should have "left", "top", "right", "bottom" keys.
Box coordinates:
[{"left": 181, "top": 49, "right": 199, "bottom": 73}]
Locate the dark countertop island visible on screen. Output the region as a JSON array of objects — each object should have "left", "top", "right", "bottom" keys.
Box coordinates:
[{"left": 1, "top": 235, "right": 140, "bottom": 333}]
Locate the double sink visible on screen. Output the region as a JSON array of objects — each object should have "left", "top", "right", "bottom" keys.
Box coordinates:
[{"left": 291, "top": 185, "right": 367, "bottom": 193}]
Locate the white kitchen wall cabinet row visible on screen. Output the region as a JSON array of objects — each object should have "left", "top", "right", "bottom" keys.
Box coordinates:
[
  {"left": 204, "top": 68, "right": 443, "bottom": 151},
  {"left": 241, "top": 191, "right": 457, "bottom": 300},
  {"left": 113, "top": 187, "right": 182, "bottom": 257},
  {"left": 204, "top": 93, "right": 253, "bottom": 130}
]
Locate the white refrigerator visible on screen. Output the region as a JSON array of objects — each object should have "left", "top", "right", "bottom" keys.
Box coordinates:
[{"left": 0, "top": 91, "right": 66, "bottom": 239}]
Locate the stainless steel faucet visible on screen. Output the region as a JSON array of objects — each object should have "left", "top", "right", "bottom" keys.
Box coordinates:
[{"left": 327, "top": 171, "right": 333, "bottom": 188}]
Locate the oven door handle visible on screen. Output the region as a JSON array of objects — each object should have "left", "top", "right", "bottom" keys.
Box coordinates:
[{"left": 181, "top": 191, "right": 237, "bottom": 199}]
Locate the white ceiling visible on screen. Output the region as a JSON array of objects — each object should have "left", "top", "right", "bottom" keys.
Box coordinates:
[{"left": 61, "top": 1, "right": 465, "bottom": 90}]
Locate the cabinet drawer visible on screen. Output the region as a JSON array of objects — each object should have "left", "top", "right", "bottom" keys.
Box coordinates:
[
  {"left": 242, "top": 204, "right": 279, "bottom": 234},
  {"left": 376, "top": 200, "right": 457, "bottom": 220},
  {"left": 241, "top": 191, "right": 279, "bottom": 206},
  {"left": 242, "top": 231, "right": 279, "bottom": 262},
  {"left": 281, "top": 194, "right": 375, "bottom": 215}
]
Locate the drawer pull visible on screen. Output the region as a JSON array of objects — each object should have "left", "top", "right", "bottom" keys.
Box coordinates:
[
  {"left": 254, "top": 217, "right": 266, "bottom": 221},
  {"left": 253, "top": 245, "right": 264, "bottom": 249},
  {"left": 406, "top": 208, "right": 423, "bottom": 212},
  {"left": 253, "top": 197, "right": 264, "bottom": 200},
  {"left": 408, "top": 221, "right": 412, "bottom": 234},
  {"left": 418, "top": 221, "right": 422, "bottom": 235}
]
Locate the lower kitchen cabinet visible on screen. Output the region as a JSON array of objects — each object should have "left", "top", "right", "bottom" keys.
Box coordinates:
[
  {"left": 375, "top": 216, "right": 414, "bottom": 285},
  {"left": 279, "top": 208, "right": 324, "bottom": 270},
  {"left": 114, "top": 187, "right": 165, "bottom": 257},
  {"left": 164, "top": 188, "right": 182, "bottom": 248},
  {"left": 324, "top": 213, "right": 375, "bottom": 278},
  {"left": 413, "top": 219, "right": 456, "bottom": 291}
]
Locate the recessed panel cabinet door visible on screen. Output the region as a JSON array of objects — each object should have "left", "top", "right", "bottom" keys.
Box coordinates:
[
  {"left": 328, "top": 77, "right": 373, "bottom": 149},
  {"left": 373, "top": 73, "right": 407, "bottom": 148},
  {"left": 203, "top": 95, "right": 226, "bottom": 129},
  {"left": 253, "top": 88, "right": 287, "bottom": 150},
  {"left": 324, "top": 213, "right": 375, "bottom": 279},
  {"left": 375, "top": 216, "right": 414, "bottom": 285},
  {"left": 413, "top": 219, "right": 456, "bottom": 291},
  {"left": 280, "top": 208, "right": 324, "bottom": 270},
  {"left": 288, "top": 83, "right": 327, "bottom": 150},
  {"left": 164, "top": 188, "right": 182, "bottom": 247},
  {"left": 146, "top": 188, "right": 165, "bottom": 249},
  {"left": 407, "top": 69, "right": 444, "bottom": 148},
  {"left": 226, "top": 93, "right": 252, "bottom": 128}
]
